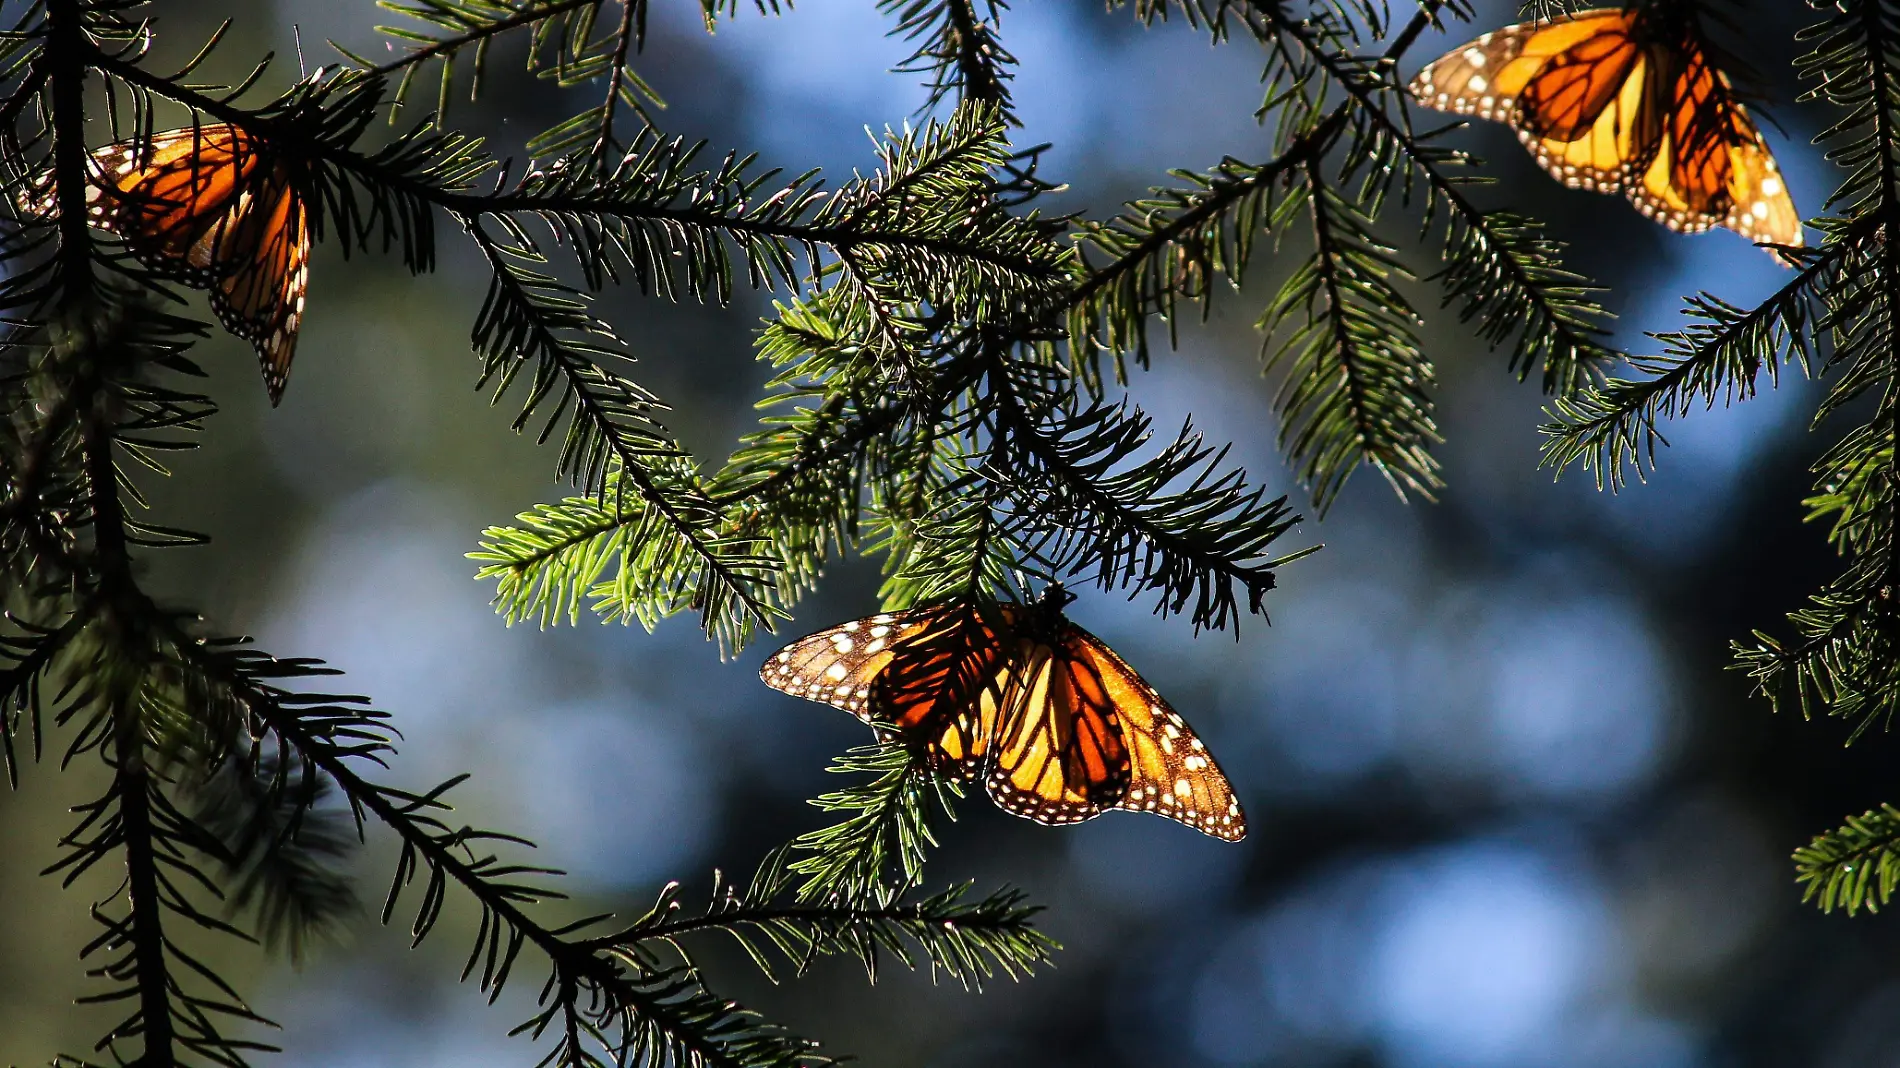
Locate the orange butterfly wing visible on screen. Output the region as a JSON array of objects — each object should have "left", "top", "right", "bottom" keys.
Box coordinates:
[
  {"left": 982, "top": 632, "right": 1132, "bottom": 826},
  {"left": 1412, "top": 10, "right": 1653, "bottom": 194},
  {"left": 763, "top": 604, "right": 1014, "bottom": 776},
  {"left": 1409, "top": 11, "right": 1635, "bottom": 126},
  {"left": 21, "top": 124, "right": 313, "bottom": 403},
  {"left": 1409, "top": 8, "right": 1801, "bottom": 253},
  {"left": 1515, "top": 17, "right": 1647, "bottom": 142},
  {"left": 1065, "top": 632, "right": 1246, "bottom": 841},
  {"left": 763, "top": 601, "right": 1248, "bottom": 841},
  {"left": 208, "top": 173, "right": 309, "bottom": 401},
  {"left": 1629, "top": 47, "right": 1800, "bottom": 248},
  {"left": 761, "top": 610, "right": 931, "bottom": 724}
]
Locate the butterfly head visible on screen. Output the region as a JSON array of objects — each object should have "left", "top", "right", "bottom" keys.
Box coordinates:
[
  {"left": 1022, "top": 583, "right": 1076, "bottom": 633},
  {"left": 1033, "top": 582, "right": 1074, "bottom": 610}
]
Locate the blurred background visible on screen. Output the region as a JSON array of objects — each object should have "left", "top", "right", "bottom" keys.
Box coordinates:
[{"left": 2, "top": 1, "right": 1893, "bottom": 1066}]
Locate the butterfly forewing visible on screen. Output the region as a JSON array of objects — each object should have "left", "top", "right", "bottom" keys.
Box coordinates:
[
  {"left": 1516, "top": 20, "right": 1644, "bottom": 141},
  {"left": 1409, "top": 11, "right": 1631, "bottom": 125},
  {"left": 760, "top": 611, "right": 926, "bottom": 723}
]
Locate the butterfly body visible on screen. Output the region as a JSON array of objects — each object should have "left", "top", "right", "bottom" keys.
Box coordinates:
[
  {"left": 22, "top": 123, "right": 310, "bottom": 403},
  {"left": 762, "top": 588, "right": 1247, "bottom": 841},
  {"left": 1410, "top": 6, "right": 1800, "bottom": 253}
]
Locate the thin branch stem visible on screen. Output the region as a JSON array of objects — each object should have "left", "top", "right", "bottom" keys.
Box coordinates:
[
  {"left": 583, "top": 899, "right": 978, "bottom": 950},
  {"left": 465, "top": 218, "right": 769, "bottom": 623},
  {"left": 78, "top": 339, "right": 171, "bottom": 1064},
  {"left": 942, "top": 0, "right": 1005, "bottom": 109},
  {"left": 591, "top": 0, "right": 640, "bottom": 162},
  {"left": 1300, "top": 159, "right": 1380, "bottom": 458},
  {"left": 370, "top": 0, "right": 598, "bottom": 77},
  {"left": 47, "top": 0, "right": 94, "bottom": 309}
]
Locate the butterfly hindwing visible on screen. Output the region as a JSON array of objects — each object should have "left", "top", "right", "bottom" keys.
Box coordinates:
[
  {"left": 1068, "top": 632, "right": 1246, "bottom": 841},
  {"left": 1719, "top": 134, "right": 1799, "bottom": 250},
  {"left": 1522, "top": 45, "right": 1658, "bottom": 196},
  {"left": 982, "top": 633, "right": 1132, "bottom": 827},
  {"left": 1629, "top": 48, "right": 1800, "bottom": 248},
  {"left": 209, "top": 173, "right": 309, "bottom": 401}
]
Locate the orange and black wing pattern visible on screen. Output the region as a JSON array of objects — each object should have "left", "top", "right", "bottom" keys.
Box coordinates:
[
  {"left": 1408, "top": 7, "right": 1800, "bottom": 254},
  {"left": 980, "top": 629, "right": 1133, "bottom": 827},
  {"left": 762, "top": 595, "right": 1248, "bottom": 841},
  {"left": 20, "top": 124, "right": 312, "bottom": 403},
  {"left": 762, "top": 603, "right": 1012, "bottom": 777},
  {"left": 1060, "top": 629, "right": 1246, "bottom": 840},
  {"left": 761, "top": 610, "right": 930, "bottom": 724}
]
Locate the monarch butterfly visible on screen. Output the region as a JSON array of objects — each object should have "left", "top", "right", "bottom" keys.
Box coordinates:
[
  {"left": 20, "top": 123, "right": 310, "bottom": 404},
  {"left": 761, "top": 587, "right": 1247, "bottom": 841},
  {"left": 1409, "top": 5, "right": 1801, "bottom": 254}
]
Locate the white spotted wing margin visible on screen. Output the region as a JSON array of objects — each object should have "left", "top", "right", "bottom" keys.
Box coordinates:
[{"left": 759, "top": 610, "right": 926, "bottom": 724}]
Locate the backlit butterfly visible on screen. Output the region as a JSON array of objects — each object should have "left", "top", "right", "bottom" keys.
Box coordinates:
[
  {"left": 762, "top": 587, "right": 1247, "bottom": 841},
  {"left": 21, "top": 123, "right": 310, "bottom": 404},
  {"left": 1409, "top": 5, "right": 1801, "bottom": 254}
]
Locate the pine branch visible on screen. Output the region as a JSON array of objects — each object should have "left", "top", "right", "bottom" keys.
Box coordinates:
[
  {"left": 0, "top": 376, "right": 85, "bottom": 575},
  {"left": 1261, "top": 161, "right": 1437, "bottom": 511},
  {"left": 786, "top": 743, "right": 961, "bottom": 905},
  {"left": 155, "top": 634, "right": 833, "bottom": 1068},
  {"left": 1729, "top": 1, "right": 1900, "bottom": 745},
  {"left": 46, "top": 0, "right": 96, "bottom": 309},
  {"left": 1796, "top": 803, "right": 1900, "bottom": 914},
  {"left": 987, "top": 391, "right": 1307, "bottom": 632},
  {"left": 595, "top": 867, "right": 1052, "bottom": 989},
  {"left": 467, "top": 216, "right": 688, "bottom": 489},
  {"left": 363, "top": 0, "right": 647, "bottom": 139},
  {"left": 1242, "top": 0, "right": 1616, "bottom": 392},
  {"left": 876, "top": 469, "right": 1019, "bottom": 607},
  {"left": 112, "top": 748, "right": 181, "bottom": 1065},
  {"left": 584, "top": 0, "right": 646, "bottom": 161},
  {"left": 97, "top": 61, "right": 1063, "bottom": 305},
  {"left": 50, "top": 765, "right": 281, "bottom": 1068},
  {"left": 1855, "top": 0, "right": 1900, "bottom": 615},
  {"left": 187, "top": 754, "right": 361, "bottom": 961},
  {"left": 1540, "top": 237, "right": 1849, "bottom": 489},
  {"left": 469, "top": 464, "right": 784, "bottom": 648},
  {"left": 0, "top": 614, "right": 85, "bottom": 786},
  {"left": 883, "top": 0, "right": 1017, "bottom": 119},
  {"left": 1067, "top": 117, "right": 1341, "bottom": 378},
  {"left": 26, "top": 328, "right": 276, "bottom": 1068},
  {"left": 370, "top": 0, "right": 601, "bottom": 79}
]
